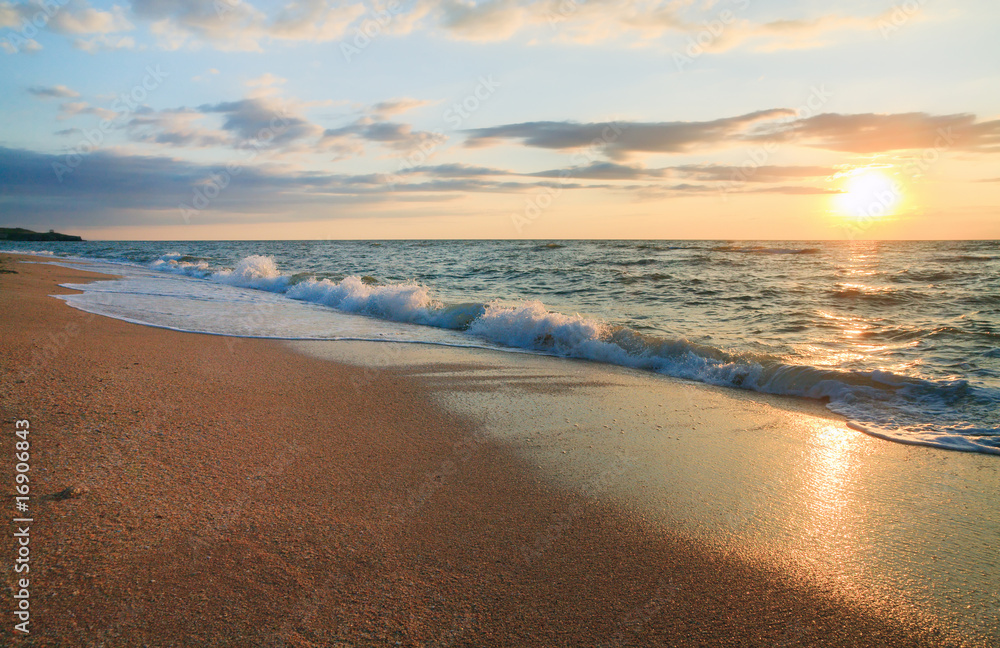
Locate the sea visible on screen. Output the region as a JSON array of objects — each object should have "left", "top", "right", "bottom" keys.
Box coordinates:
[{"left": 4, "top": 239, "right": 999, "bottom": 456}]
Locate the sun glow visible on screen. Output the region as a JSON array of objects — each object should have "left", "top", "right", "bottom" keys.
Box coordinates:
[{"left": 835, "top": 168, "right": 903, "bottom": 221}]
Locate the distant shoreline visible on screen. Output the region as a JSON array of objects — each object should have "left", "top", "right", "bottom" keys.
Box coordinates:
[{"left": 0, "top": 227, "right": 83, "bottom": 242}]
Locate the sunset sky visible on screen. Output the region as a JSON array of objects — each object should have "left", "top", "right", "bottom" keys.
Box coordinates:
[{"left": 1, "top": 0, "right": 998, "bottom": 240}]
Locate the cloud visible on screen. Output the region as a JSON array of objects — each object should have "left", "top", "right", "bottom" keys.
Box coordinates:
[
  {"left": 1, "top": 37, "right": 42, "bottom": 53},
  {"left": 0, "top": 145, "right": 607, "bottom": 227},
  {"left": 769, "top": 112, "right": 1000, "bottom": 154},
  {"left": 0, "top": 0, "right": 132, "bottom": 54},
  {"left": 267, "top": 0, "right": 366, "bottom": 42},
  {"left": 61, "top": 90, "right": 441, "bottom": 161},
  {"left": 746, "top": 185, "right": 841, "bottom": 195},
  {"left": 389, "top": 160, "right": 836, "bottom": 196},
  {"left": 528, "top": 162, "right": 832, "bottom": 181},
  {"left": 669, "top": 164, "right": 834, "bottom": 183},
  {"left": 464, "top": 109, "right": 793, "bottom": 159},
  {"left": 684, "top": 10, "right": 899, "bottom": 54},
  {"left": 438, "top": 0, "right": 529, "bottom": 41},
  {"left": 246, "top": 72, "right": 286, "bottom": 88},
  {"left": 323, "top": 114, "right": 448, "bottom": 156},
  {"left": 124, "top": 108, "right": 231, "bottom": 147},
  {"left": 432, "top": 0, "right": 685, "bottom": 43},
  {"left": 137, "top": 0, "right": 269, "bottom": 51},
  {"left": 58, "top": 100, "right": 118, "bottom": 121},
  {"left": 27, "top": 84, "right": 80, "bottom": 99},
  {"left": 401, "top": 163, "right": 511, "bottom": 177},
  {"left": 48, "top": 0, "right": 132, "bottom": 34},
  {"left": 629, "top": 182, "right": 840, "bottom": 200},
  {"left": 73, "top": 33, "right": 136, "bottom": 51},
  {"left": 0, "top": 145, "right": 373, "bottom": 225},
  {"left": 199, "top": 97, "right": 324, "bottom": 149},
  {"left": 134, "top": 0, "right": 364, "bottom": 51},
  {"left": 0, "top": 0, "right": 131, "bottom": 34},
  {"left": 530, "top": 161, "right": 669, "bottom": 180},
  {"left": 368, "top": 98, "right": 434, "bottom": 119}
]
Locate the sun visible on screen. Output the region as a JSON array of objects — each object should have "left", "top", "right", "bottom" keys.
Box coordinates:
[{"left": 835, "top": 168, "right": 903, "bottom": 221}]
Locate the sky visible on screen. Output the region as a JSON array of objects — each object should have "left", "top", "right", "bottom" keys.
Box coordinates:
[{"left": 0, "top": 0, "right": 998, "bottom": 240}]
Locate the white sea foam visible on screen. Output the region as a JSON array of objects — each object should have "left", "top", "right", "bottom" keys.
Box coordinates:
[
  {"left": 286, "top": 276, "right": 439, "bottom": 323},
  {"left": 211, "top": 255, "right": 290, "bottom": 292}
]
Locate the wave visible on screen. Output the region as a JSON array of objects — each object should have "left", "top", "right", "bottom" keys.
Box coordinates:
[
  {"left": 151, "top": 253, "right": 290, "bottom": 291},
  {"left": 618, "top": 272, "right": 674, "bottom": 285},
  {"left": 712, "top": 245, "right": 820, "bottom": 255},
  {"left": 212, "top": 255, "right": 290, "bottom": 292},
  {"left": 829, "top": 285, "right": 922, "bottom": 305},
  {"left": 0, "top": 248, "right": 54, "bottom": 256},
  {"left": 935, "top": 254, "right": 1000, "bottom": 263},
  {"left": 634, "top": 243, "right": 694, "bottom": 251},
  {"left": 130, "top": 252, "right": 1000, "bottom": 456},
  {"left": 150, "top": 252, "right": 212, "bottom": 278},
  {"left": 615, "top": 258, "right": 659, "bottom": 266},
  {"left": 286, "top": 275, "right": 484, "bottom": 329}
]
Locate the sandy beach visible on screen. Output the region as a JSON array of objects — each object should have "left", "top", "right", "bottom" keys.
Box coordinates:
[{"left": 1, "top": 254, "right": 993, "bottom": 647}]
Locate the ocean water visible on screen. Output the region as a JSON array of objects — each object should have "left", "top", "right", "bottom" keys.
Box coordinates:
[{"left": 5, "top": 239, "right": 999, "bottom": 456}]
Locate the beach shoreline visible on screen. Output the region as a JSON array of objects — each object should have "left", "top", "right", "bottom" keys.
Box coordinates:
[{"left": 0, "top": 254, "right": 991, "bottom": 647}]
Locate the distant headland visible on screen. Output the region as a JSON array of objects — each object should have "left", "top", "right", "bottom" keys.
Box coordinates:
[{"left": 0, "top": 227, "right": 83, "bottom": 242}]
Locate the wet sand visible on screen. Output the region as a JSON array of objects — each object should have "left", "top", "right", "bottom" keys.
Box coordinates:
[{"left": 0, "top": 254, "right": 989, "bottom": 647}]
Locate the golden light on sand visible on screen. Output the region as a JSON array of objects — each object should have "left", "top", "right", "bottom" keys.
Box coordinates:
[{"left": 835, "top": 168, "right": 903, "bottom": 221}]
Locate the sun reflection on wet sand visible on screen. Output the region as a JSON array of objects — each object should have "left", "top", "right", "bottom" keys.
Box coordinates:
[{"left": 794, "top": 421, "right": 868, "bottom": 596}]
